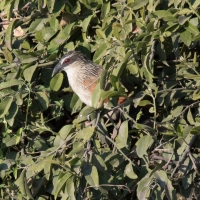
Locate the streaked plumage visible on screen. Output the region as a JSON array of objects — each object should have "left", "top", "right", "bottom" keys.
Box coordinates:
[{"left": 52, "top": 51, "right": 103, "bottom": 107}]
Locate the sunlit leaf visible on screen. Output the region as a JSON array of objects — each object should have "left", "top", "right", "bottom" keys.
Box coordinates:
[
  {"left": 54, "top": 173, "right": 71, "bottom": 199},
  {"left": 23, "top": 64, "right": 38, "bottom": 82},
  {"left": 136, "top": 135, "right": 154, "bottom": 158},
  {"left": 36, "top": 92, "right": 49, "bottom": 110},
  {"left": 83, "top": 163, "right": 99, "bottom": 187},
  {"left": 0, "top": 96, "right": 13, "bottom": 118},
  {"left": 124, "top": 162, "right": 138, "bottom": 179},
  {"left": 5, "top": 19, "right": 19, "bottom": 50},
  {"left": 50, "top": 73, "right": 63, "bottom": 91},
  {"left": 116, "top": 120, "right": 128, "bottom": 149}
]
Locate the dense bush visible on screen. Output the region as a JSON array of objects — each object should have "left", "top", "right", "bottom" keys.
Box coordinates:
[{"left": 0, "top": 0, "right": 200, "bottom": 199}]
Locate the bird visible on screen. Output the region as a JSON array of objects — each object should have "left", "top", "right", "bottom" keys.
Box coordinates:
[
  {"left": 52, "top": 51, "right": 127, "bottom": 121},
  {"left": 52, "top": 51, "right": 103, "bottom": 107}
]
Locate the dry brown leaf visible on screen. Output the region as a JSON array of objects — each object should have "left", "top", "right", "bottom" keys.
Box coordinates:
[{"left": 60, "top": 13, "right": 75, "bottom": 27}]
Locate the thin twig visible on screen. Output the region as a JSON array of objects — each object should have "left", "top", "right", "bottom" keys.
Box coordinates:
[
  {"left": 163, "top": 152, "right": 174, "bottom": 170},
  {"left": 152, "top": 136, "right": 177, "bottom": 153},
  {"left": 105, "top": 135, "right": 140, "bottom": 170},
  {"left": 151, "top": 154, "right": 177, "bottom": 165},
  {"left": 155, "top": 59, "right": 200, "bottom": 66},
  {"left": 38, "top": 61, "right": 57, "bottom": 67},
  {"left": 85, "top": 184, "right": 131, "bottom": 193},
  {"left": 173, "top": 101, "right": 200, "bottom": 122},
  {"left": 188, "top": 152, "right": 200, "bottom": 176},
  {"left": 157, "top": 87, "right": 195, "bottom": 94},
  {"left": 153, "top": 148, "right": 172, "bottom": 152},
  {"left": 171, "top": 135, "right": 197, "bottom": 177},
  {"left": 149, "top": 40, "right": 156, "bottom": 62}
]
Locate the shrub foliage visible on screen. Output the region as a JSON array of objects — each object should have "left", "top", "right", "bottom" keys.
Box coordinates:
[{"left": 0, "top": 0, "right": 200, "bottom": 199}]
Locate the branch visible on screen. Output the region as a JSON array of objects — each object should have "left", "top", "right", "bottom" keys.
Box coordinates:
[
  {"left": 157, "top": 87, "right": 195, "bottom": 94},
  {"left": 85, "top": 184, "right": 131, "bottom": 193},
  {"left": 38, "top": 61, "right": 57, "bottom": 67},
  {"left": 163, "top": 152, "right": 174, "bottom": 170},
  {"left": 171, "top": 135, "right": 197, "bottom": 177},
  {"left": 188, "top": 152, "right": 200, "bottom": 176},
  {"left": 152, "top": 136, "right": 177, "bottom": 153},
  {"left": 150, "top": 154, "right": 177, "bottom": 165}
]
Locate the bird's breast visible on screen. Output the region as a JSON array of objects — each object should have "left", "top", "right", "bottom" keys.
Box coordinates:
[{"left": 66, "top": 69, "right": 93, "bottom": 107}]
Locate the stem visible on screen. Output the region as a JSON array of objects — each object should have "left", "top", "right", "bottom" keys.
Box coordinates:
[
  {"left": 171, "top": 135, "right": 197, "bottom": 177},
  {"left": 38, "top": 61, "right": 57, "bottom": 67},
  {"left": 151, "top": 94, "right": 157, "bottom": 130},
  {"left": 157, "top": 87, "right": 195, "bottom": 94},
  {"left": 105, "top": 135, "right": 140, "bottom": 170},
  {"left": 186, "top": 0, "right": 200, "bottom": 19},
  {"left": 25, "top": 85, "right": 31, "bottom": 129}
]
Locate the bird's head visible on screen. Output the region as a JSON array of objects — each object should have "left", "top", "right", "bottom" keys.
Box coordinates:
[{"left": 52, "top": 51, "right": 84, "bottom": 76}]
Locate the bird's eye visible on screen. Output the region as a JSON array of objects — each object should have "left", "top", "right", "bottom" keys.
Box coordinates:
[{"left": 65, "top": 59, "right": 70, "bottom": 63}]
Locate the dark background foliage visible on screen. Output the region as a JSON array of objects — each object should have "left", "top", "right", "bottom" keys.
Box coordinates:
[{"left": 0, "top": 0, "right": 200, "bottom": 199}]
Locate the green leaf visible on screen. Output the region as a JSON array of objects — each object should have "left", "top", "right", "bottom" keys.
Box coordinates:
[
  {"left": 0, "top": 79, "right": 24, "bottom": 90},
  {"left": 50, "top": 72, "right": 63, "bottom": 91},
  {"left": 24, "top": 175, "right": 34, "bottom": 199},
  {"left": 93, "top": 154, "right": 106, "bottom": 171},
  {"left": 132, "top": 0, "right": 148, "bottom": 10},
  {"left": 137, "top": 177, "right": 152, "bottom": 199},
  {"left": 72, "top": 1, "right": 81, "bottom": 14},
  {"left": 178, "top": 15, "right": 190, "bottom": 25},
  {"left": 66, "top": 176, "right": 76, "bottom": 200},
  {"left": 0, "top": 96, "right": 13, "bottom": 118},
  {"left": 101, "top": 1, "right": 110, "bottom": 18},
  {"left": 82, "top": 15, "right": 93, "bottom": 33},
  {"left": 16, "top": 128, "right": 23, "bottom": 144},
  {"left": 138, "top": 100, "right": 152, "bottom": 107},
  {"left": 50, "top": 15, "right": 59, "bottom": 31},
  {"left": 180, "top": 30, "right": 192, "bottom": 46},
  {"left": 153, "top": 10, "right": 173, "bottom": 18},
  {"left": 23, "top": 64, "right": 38, "bottom": 82},
  {"left": 47, "top": 0, "right": 55, "bottom": 13},
  {"left": 5, "top": 101, "right": 18, "bottom": 126},
  {"left": 5, "top": 19, "right": 19, "bottom": 51},
  {"left": 185, "top": 22, "right": 199, "bottom": 35},
  {"left": 136, "top": 135, "right": 154, "bottom": 158},
  {"left": 75, "top": 126, "right": 95, "bottom": 144},
  {"left": 187, "top": 108, "right": 195, "bottom": 125},
  {"left": 59, "top": 124, "right": 73, "bottom": 139},
  {"left": 3, "top": 135, "right": 16, "bottom": 147},
  {"left": 18, "top": 54, "right": 38, "bottom": 64},
  {"left": 36, "top": 92, "right": 49, "bottom": 110},
  {"left": 116, "top": 121, "right": 128, "bottom": 149},
  {"left": 3, "top": 48, "right": 13, "bottom": 63},
  {"left": 83, "top": 163, "right": 99, "bottom": 187},
  {"left": 21, "top": 40, "right": 30, "bottom": 50},
  {"left": 136, "top": 110, "right": 143, "bottom": 121},
  {"left": 54, "top": 173, "right": 71, "bottom": 199},
  {"left": 100, "top": 90, "right": 126, "bottom": 101},
  {"left": 112, "top": 51, "right": 133, "bottom": 78},
  {"left": 133, "top": 91, "right": 146, "bottom": 107},
  {"left": 127, "top": 64, "right": 139, "bottom": 75},
  {"left": 171, "top": 106, "right": 184, "bottom": 118},
  {"left": 192, "top": 0, "right": 200, "bottom": 9},
  {"left": 92, "top": 82, "right": 102, "bottom": 108},
  {"left": 15, "top": 169, "right": 26, "bottom": 195},
  {"left": 93, "top": 43, "right": 109, "bottom": 62},
  {"left": 190, "top": 126, "right": 200, "bottom": 135},
  {"left": 124, "top": 162, "right": 138, "bottom": 179},
  {"left": 100, "top": 69, "right": 107, "bottom": 90},
  {"left": 70, "top": 93, "right": 82, "bottom": 114}
]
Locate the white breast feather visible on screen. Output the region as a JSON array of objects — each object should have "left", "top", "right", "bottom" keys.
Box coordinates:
[{"left": 65, "top": 68, "right": 92, "bottom": 107}]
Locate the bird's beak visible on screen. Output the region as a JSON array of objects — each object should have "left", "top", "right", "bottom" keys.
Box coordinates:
[{"left": 52, "top": 62, "right": 62, "bottom": 77}]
